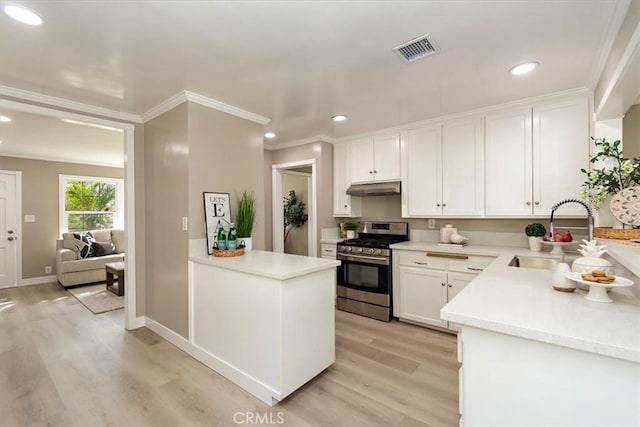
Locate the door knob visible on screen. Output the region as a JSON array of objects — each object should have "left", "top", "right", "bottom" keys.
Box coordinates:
[
  {"left": 8, "top": 237, "right": 14, "bottom": 241},
  {"left": 7, "top": 230, "right": 14, "bottom": 234}
]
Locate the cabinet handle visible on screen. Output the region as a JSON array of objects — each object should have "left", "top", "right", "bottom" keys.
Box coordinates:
[
  {"left": 414, "top": 261, "right": 428, "bottom": 266},
  {"left": 442, "top": 203, "right": 446, "bottom": 207},
  {"left": 344, "top": 204, "right": 348, "bottom": 208},
  {"left": 436, "top": 203, "right": 441, "bottom": 207},
  {"left": 526, "top": 201, "right": 531, "bottom": 206},
  {"left": 323, "top": 249, "right": 332, "bottom": 253},
  {"left": 448, "top": 284, "right": 452, "bottom": 288},
  {"left": 467, "top": 267, "right": 483, "bottom": 272},
  {"left": 441, "top": 283, "right": 446, "bottom": 287},
  {"left": 369, "top": 171, "right": 373, "bottom": 174},
  {"left": 427, "top": 252, "right": 468, "bottom": 260},
  {"left": 535, "top": 201, "right": 540, "bottom": 206},
  {"left": 374, "top": 170, "right": 377, "bottom": 173}
]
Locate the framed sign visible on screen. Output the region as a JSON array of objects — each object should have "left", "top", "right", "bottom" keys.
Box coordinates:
[{"left": 203, "top": 192, "right": 231, "bottom": 254}]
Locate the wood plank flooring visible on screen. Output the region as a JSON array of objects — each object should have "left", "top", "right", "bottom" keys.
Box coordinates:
[{"left": 0, "top": 283, "right": 459, "bottom": 427}]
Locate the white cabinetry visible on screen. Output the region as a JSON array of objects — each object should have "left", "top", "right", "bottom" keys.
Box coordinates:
[
  {"left": 349, "top": 133, "right": 400, "bottom": 184},
  {"left": 393, "top": 250, "right": 494, "bottom": 331},
  {"left": 333, "top": 143, "right": 361, "bottom": 217},
  {"left": 402, "top": 117, "right": 484, "bottom": 217},
  {"left": 320, "top": 243, "right": 337, "bottom": 259},
  {"left": 485, "top": 95, "right": 590, "bottom": 217}
]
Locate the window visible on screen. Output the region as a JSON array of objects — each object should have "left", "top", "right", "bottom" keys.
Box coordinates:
[{"left": 59, "top": 175, "right": 124, "bottom": 234}]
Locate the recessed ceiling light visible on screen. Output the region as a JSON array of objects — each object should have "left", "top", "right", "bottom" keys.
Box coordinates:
[
  {"left": 264, "top": 132, "right": 276, "bottom": 139},
  {"left": 332, "top": 115, "right": 348, "bottom": 122},
  {"left": 3, "top": 4, "right": 43, "bottom": 26},
  {"left": 0, "top": 115, "right": 12, "bottom": 122},
  {"left": 62, "top": 118, "right": 123, "bottom": 132},
  {"left": 509, "top": 62, "right": 539, "bottom": 76}
]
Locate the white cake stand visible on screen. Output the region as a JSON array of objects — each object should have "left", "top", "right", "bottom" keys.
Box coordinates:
[
  {"left": 542, "top": 241, "right": 577, "bottom": 255},
  {"left": 565, "top": 272, "right": 634, "bottom": 303}
]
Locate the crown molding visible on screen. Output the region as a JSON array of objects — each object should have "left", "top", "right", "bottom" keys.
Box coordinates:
[
  {"left": 142, "top": 90, "right": 271, "bottom": 125},
  {"left": 264, "top": 134, "right": 335, "bottom": 151},
  {"left": 0, "top": 85, "right": 143, "bottom": 123},
  {"left": 0, "top": 152, "right": 123, "bottom": 169}
]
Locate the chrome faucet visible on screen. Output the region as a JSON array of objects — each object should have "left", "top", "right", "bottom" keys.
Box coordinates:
[{"left": 549, "top": 199, "right": 594, "bottom": 241}]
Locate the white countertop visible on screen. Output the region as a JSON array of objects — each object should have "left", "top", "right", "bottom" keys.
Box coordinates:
[
  {"left": 320, "top": 238, "right": 344, "bottom": 244},
  {"left": 392, "top": 241, "right": 640, "bottom": 363},
  {"left": 190, "top": 250, "right": 340, "bottom": 281},
  {"left": 599, "top": 238, "right": 640, "bottom": 278}
]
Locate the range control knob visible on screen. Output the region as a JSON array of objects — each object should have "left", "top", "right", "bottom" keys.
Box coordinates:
[
  {"left": 346, "top": 247, "right": 352, "bottom": 253},
  {"left": 374, "top": 249, "right": 382, "bottom": 255},
  {"left": 366, "top": 248, "right": 374, "bottom": 255},
  {"left": 356, "top": 247, "right": 363, "bottom": 254}
]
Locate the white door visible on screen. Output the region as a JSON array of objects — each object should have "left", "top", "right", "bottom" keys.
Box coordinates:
[
  {"left": 533, "top": 96, "right": 590, "bottom": 216},
  {"left": 401, "top": 125, "right": 442, "bottom": 217},
  {"left": 398, "top": 266, "right": 448, "bottom": 328},
  {"left": 442, "top": 117, "right": 485, "bottom": 216},
  {"left": 0, "top": 172, "right": 18, "bottom": 288},
  {"left": 348, "top": 136, "right": 375, "bottom": 183},
  {"left": 485, "top": 108, "right": 533, "bottom": 216},
  {"left": 372, "top": 133, "right": 401, "bottom": 181}
]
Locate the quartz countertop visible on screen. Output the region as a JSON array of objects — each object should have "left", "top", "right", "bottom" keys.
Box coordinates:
[
  {"left": 319, "top": 237, "right": 345, "bottom": 244},
  {"left": 190, "top": 250, "right": 340, "bottom": 281},
  {"left": 391, "top": 241, "right": 640, "bottom": 363}
]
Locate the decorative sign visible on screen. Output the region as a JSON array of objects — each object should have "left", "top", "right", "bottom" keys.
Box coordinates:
[{"left": 203, "top": 192, "right": 231, "bottom": 254}]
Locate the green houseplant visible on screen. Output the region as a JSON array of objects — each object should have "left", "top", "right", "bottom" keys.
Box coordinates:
[
  {"left": 525, "top": 223, "right": 547, "bottom": 252},
  {"left": 235, "top": 190, "right": 256, "bottom": 250},
  {"left": 343, "top": 221, "right": 359, "bottom": 238}
]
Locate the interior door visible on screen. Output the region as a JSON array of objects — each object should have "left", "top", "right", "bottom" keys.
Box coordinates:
[{"left": 0, "top": 172, "right": 18, "bottom": 288}]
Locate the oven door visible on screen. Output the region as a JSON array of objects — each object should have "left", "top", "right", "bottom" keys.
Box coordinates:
[{"left": 337, "top": 256, "right": 390, "bottom": 295}]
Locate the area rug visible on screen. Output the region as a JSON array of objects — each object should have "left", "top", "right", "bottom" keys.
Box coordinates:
[{"left": 68, "top": 283, "right": 124, "bottom": 314}]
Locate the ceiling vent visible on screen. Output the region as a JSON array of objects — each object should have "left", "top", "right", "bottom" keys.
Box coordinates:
[{"left": 392, "top": 34, "right": 439, "bottom": 64}]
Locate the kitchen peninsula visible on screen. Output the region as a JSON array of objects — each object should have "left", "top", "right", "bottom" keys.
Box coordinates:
[{"left": 188, "top": 250, "right": 340, "bottom": 406}]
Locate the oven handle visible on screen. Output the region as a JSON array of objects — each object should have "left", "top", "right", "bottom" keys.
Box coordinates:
[{"left": 337, "top": 255, "right": 390, "bottom": 265}]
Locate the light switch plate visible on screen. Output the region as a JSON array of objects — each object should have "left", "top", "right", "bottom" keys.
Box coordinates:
[
  {"left": 182, "top": 217, "right": 188, "bottom": 231},
  {"left": 428, "top": 219, "right": 436, "bottom": 229},
  {"left": 24, "top": 215, "right": 35, "bottom": 223}
]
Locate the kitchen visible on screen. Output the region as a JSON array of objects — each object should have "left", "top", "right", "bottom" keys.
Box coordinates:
[{"left": 3, "top": 2, "right": 637, "bottom": 425}]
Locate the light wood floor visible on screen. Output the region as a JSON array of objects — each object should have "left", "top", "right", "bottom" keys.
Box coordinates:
[{"left": 0, "top": 283, "right": 459, "bottom": 427}]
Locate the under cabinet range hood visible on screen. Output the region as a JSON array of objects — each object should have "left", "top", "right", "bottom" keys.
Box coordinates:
[{"left": 346, "top": 181, "right": 401, "bottom": 196}]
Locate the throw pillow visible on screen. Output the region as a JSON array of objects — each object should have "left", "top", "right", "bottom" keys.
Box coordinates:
[
  {"left": 93, "top": 241, "right": 116, "bottom": 257},
  {"left": 72, "top": 232, "right": 95, "bottom": 259}
]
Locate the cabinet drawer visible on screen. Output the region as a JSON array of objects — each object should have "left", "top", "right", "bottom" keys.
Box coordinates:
[
  {"left": 396, "top": 251, "right": 447, "bottom": 270},
  {"left": 448, "top": 255, "right": 496, "bottom": 274},
  {"left": 320, "top": 244, "right": 337, "bottom": 259}
]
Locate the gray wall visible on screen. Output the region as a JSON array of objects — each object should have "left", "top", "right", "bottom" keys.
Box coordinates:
[
  {"left": 144, "top": 101, "right": 264, "bottom": 338},
  {"left": 266, "top": 141, "right": 334, "bottom": 254},
  {"left": 623, "top": 104, "right": 640, "bottom": 158},
  {"left": 0, "top": 156, "right": 123, "bottom": 279}
]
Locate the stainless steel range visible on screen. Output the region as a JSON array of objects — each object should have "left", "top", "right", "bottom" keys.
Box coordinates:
[{"left": 336, "top": 221, "right": 408, "bottom": 321}]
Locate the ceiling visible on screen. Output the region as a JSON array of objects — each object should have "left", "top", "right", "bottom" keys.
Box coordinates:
[
  {"left": 0, "top": 0, "right": 630, "bottom": 149},
  {"left": 0, "top": 110, "right": 124, "bottom": 167}
]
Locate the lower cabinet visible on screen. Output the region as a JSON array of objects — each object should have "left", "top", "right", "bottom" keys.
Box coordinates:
[{"left": 393, "top": 250, "right": 494, "bottom": 331}]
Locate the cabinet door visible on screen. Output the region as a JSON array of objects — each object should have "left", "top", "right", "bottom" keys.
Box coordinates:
[
  {"left": 446, "top": 271, "right": 477, "bottom": 332},
  {"left": 485, "top": 108, "right": 533, "bottom": 216},
  {"left": 533, "top": 96, "right": 590, "bottom": 216},
  {"left": 401, "top": 126, "right": 442, "bottom": 217},
  {"left": 373, "top": 133, "right": 401, "bottom": 181},
  {"left": 348, "top": 136, "right": 375, "bottom": 184},
  {"left": 442, "top": 117, "right": 484, "bottom": 216},
  {"left": 333, "top": 143, "right": 361, "bottom": 217},
  {"left": 398, "top": 266, "right": 447, "bottom": 328}
]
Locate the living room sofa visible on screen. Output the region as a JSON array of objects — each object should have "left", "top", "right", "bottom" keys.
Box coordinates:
[{"left": 56, "top": 229, "right": 125, "bottom": 288}]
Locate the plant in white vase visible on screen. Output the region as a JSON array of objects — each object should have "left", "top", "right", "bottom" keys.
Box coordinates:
[
  {"left": 525, "top": 223, "right": 546, "bottom": 251},
  {"left": 580, "top": 138, "right": 640, "bottom": 227}
]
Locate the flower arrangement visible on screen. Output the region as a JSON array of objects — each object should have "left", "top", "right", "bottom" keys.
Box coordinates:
[{"left": 580, "top": 138, "right": 640, "bottom": 210}]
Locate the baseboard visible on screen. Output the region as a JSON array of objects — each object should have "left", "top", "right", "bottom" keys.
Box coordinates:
[
  {"left": 128, "top": 316, "right": 146, "bottom": 330},
  {"left": 143, "top": 316, "right": 191, "bottom": 354},
  {"left": 19, "top": 275, "right": 57, "bottom": 286}
]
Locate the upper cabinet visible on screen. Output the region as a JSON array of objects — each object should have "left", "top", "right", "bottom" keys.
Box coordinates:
[
  {"left": 349, "top": 133, "right": 401, "bottom": 184},
  {"left": 333, "top": 143, "right": 362, "bottom": 217},
  {"left": 402, "top": 117, "right": 484, "bottom": 217},
  {"left": 485, "top": 95, "right": 590, "bottom": 217}
]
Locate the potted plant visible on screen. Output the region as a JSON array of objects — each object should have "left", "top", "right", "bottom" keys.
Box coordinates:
[
  {"left": 344, "top": 221, "right": 359, "bottom": 239},
  {"left": 235, "top": 190, "right": 256, "bottom": 251},
  {"left": 525, "top": 223, "right": 547, "bottom": 252}
]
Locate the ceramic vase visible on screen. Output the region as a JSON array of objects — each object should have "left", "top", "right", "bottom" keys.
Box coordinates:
[
  {"left": 346, "top": 230, "right": 356, "bottom": 239},
  {"left": 528, "top": 236, "right": 543, "bottom": 252},
  {"left": 552, "top": 262, "right": 575, "bottom": 293},
  {"left": 240, "top": 237, "right": 252, "bottom": 252}
]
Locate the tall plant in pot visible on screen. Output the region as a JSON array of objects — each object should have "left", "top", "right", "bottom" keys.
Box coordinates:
[
  {"left": 235, "top": 190, "right": 256, "bottom": 251},
  {"left": 525, "top": 223, "right": 546, "bottom": 252}
]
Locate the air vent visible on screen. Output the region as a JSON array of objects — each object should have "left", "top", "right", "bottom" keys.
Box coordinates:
[{"left": 392, "top": 34, "right": 439, "bottom": 64}]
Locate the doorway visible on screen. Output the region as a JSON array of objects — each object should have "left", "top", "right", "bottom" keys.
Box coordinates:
[
  {"left": 282, "top": 169, "right": 312, "bottom": 256},
  {"left": 0, "top": 99, "right": 138, "bottom": 330},
  {"left": 0, "top": 171, "right": 21, "bottom": 288},
  {"left": 272, "top": 159, "right": 317, "bottom": 257}
]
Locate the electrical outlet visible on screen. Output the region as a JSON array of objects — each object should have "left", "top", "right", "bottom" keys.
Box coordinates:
[
  {"left": 428, "top": 219, "right": 436, "bottom": 229},
  {"left": 45, "top": 266, "right": 52, "bottom": 274}
]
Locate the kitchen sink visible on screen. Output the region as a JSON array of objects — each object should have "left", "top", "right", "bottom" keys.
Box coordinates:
[{"left": 508, "top": 256, "right": 564, "bottom": 270}]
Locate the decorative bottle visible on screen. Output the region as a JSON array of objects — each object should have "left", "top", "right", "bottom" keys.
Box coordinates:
[
  {"left": 227, "top": 222, "right": 238, "bottom": 250},
  {"left": 216, "top": 220, "right": 227, "bottom": 250}
]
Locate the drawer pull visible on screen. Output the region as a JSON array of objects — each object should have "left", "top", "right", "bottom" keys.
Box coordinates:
[
  {"left": 467, "top": 267, "right": 483, "bottom": 272},
  {"left": 414, "top": 261, "right": 428, "bottom": 266},
  {"left": 427, "top": 252, "right": 469, "bottom": 260}
]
